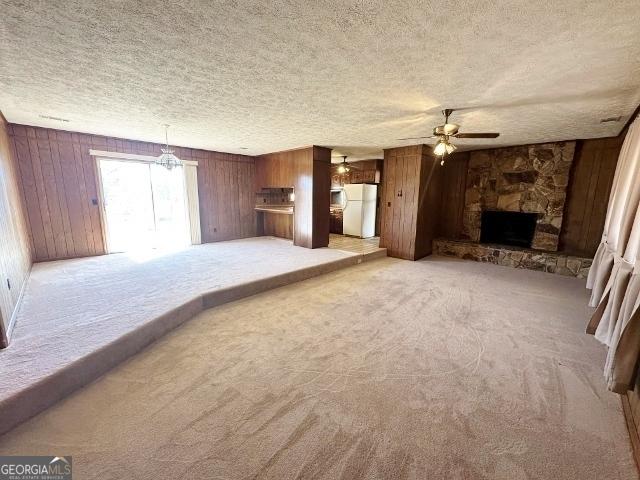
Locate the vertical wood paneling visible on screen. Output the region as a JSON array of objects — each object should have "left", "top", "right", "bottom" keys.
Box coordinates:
[
  {"left": 436, "top": 152, "right": 469, "bottom": 239},
  {"left": 312, "top": 146, "right": 331, "bottom": 248},
  {"left": 414, "top": 150, "right": 443, "bottom": 259},
  {"left": 431, "top": 138, "right": 621, "bottom": 259},
  {"left": 380, "top": 145, "right": 442, "bottom": 260},
  {"left": 0, "top": 113, "right": 31, "bottom": 347},
  {"left": 197, "top": 152, "right": 256, "bottom": 244},
  {"left": 262, "top": 214, "right": 294, "bottom": 239},
  {"left": 9, "top": 124, "right": 256, "bottom": 261},
  {"left": 561, "top": 136, "right": 623, "bottom": 257},
  {"left": 255, "top": 146, "right": 330, "bottom": 249}
]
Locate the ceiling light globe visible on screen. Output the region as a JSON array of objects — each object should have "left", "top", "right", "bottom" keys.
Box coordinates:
[{"left": 433, "top": 140, "right": 447, "bottom": 156}]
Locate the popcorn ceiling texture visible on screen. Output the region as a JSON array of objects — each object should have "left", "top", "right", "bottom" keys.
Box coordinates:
[{"left": 1, "top": 1, "right": 640, "bottom": 158}]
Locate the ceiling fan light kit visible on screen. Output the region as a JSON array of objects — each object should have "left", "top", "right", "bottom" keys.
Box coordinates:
[
  {"left": 397, "top": 108, "right": 499, "bottom": 164},
  {"left": 337, "top": 156, "right": 351, "bottom": 174}
]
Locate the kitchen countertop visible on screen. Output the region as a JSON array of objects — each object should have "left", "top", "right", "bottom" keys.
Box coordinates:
[{"left": 255, "top": 206, "right": 294, "bottom": 215}]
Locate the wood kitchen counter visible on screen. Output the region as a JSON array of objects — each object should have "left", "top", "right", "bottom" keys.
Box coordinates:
[{"left": 255, "top": 206, "right": 293, "bottom": 215}]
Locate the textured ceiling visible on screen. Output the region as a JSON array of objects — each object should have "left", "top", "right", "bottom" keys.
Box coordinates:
[{"left": 1, "top": 1, "right": 639, "bottom": 159}]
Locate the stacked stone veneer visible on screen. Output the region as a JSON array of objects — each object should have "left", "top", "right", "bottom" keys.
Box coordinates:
[
  {"left": 462, "top": 141, "right": 576, "bottom": 251},
  {"left": 433, "top": 239, "right": 592, "bottom": 278}
]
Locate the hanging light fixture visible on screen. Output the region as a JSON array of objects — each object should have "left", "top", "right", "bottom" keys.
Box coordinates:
[
  {"left": 433, "top": 137, "right": 457, "bottom": 157},
  {"left": 337, "top": 156, "right": 351, "bottom": 174},
  {"left": 156, "top": 124, "right": 182, "bottom": 170}
]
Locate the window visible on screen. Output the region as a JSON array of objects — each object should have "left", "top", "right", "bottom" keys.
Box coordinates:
[{"left": 94, "top": 153, "right": 200, "bottom": 253}]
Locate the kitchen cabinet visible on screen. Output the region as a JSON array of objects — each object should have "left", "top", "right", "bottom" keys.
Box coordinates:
[
  {"left": 330, "top": 159, "right": 381, "bottom": 188},
  {"left": 329, "top": 209, "right": 343, "bottom": 234}
]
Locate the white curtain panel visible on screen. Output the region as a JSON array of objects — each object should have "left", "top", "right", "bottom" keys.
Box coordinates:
[
  {"left": 587, "top": 119, "right": 640, "bottom": 308},
  {"left": 183, "top": 164, "right": 202, "bottom": 245},
  {"left": 602, "top": 203, "right": 640, "bottom": 392},
  {"left": 585, "top": 117, "right": 640, "bottom": 392}
]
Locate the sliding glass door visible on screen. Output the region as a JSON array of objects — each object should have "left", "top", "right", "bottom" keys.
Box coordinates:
[{"left": 98, "top": 159, "right": 190, "bottom": 253}]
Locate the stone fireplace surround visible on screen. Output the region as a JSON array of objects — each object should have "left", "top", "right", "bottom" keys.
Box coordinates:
[
  {"left": 462, "top": 141, "right": 576, "bottom": 251},
  {"left": 434, "top": 141, "right": 593, "bottom": 277}
]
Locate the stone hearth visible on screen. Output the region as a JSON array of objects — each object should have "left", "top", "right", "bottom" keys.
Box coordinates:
[
  {"left": 433, "top": 239, "right": 591, "bottom": 278},
  {"left": 463, "top": 142, "right": 576, "bottom": 251}
]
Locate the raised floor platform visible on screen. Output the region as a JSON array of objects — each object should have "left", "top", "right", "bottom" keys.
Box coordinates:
[
  {"left": 0, "top": 236, "right": 385, "bottom": 435},
  {"left": 433, "top": 238, "right": 592, "bottom": 278}
]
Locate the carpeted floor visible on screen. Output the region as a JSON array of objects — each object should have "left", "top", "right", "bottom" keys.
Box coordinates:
[
  {"left": 0, "top": 256, "right": 636, "bottom": 479},
  {"left": 0, "top": 237, "right": 355, "bottom": 405}
]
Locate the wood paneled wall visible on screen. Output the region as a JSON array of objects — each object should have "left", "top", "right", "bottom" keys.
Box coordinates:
[
  {"left": 433, "top": 138, "right": 623, "bottom": 258},
  {"left": 561, "top": 136, "right": 624, "bottom": 257},
  {"left": 436, "top": 152, "right": 470, "bottom": 240},
  {"left": 259, "top": 213, "right": 294, "bottom": 240},
  {"left": 255, "top": 146, "right": 330, "bottom": 248},
  {"left": 380, "top": 145, "right": 442, "bottom": 260},
  {"left": 196, "top": 151, "right": 256, "bottom": 244},
  {"left": 8, "top": 124, "right": 255, "bottom": 261},
  {"left": 0, "top": 114, "right": 31, "bottom": 347}
]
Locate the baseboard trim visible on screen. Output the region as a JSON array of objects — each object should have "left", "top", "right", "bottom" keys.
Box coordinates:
[
  {"left": 621, "top": 393, "right": 640, "bottom": 472},
  {"left": 1, "top": 263, "right": 31, "bottom": 349}
]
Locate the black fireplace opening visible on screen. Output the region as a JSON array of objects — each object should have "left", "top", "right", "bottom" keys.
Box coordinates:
[{"left": 480, "top": 210, "right": 538, "bottom": 248}]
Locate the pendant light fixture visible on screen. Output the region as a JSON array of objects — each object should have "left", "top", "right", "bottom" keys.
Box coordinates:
[
  {"left": 433, "top": 137, "right": 457, "bottom": 156},
  {"left": 337, "top": 156, "right": 351, "bottom": 174},
  {"left": 156, "top": 124, "right": 182, "bottom": 170}
]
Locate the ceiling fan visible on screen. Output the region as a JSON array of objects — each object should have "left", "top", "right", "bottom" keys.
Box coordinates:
[
  {"left": 397, "top": 109, "right": 499, "bottom": 162},
  {"left": 334, "top": 155, "right": 365, "bottom": 174},
  {"left": 336, "top": 156, "right": 351, "bottom": 174}
]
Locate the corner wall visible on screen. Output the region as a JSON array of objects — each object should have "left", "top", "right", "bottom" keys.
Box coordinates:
[
  {"left": 9, "top": 124, "right": 256, "bottom": 261},
  {"left": 255, "top": 146, "right": 330, "bottom": 248},
  {"left": 433, "top": 137, "right": 624, "bottom": 258},
  {"left": 0, "top": 114, "right": 32, "bottom": 347}
]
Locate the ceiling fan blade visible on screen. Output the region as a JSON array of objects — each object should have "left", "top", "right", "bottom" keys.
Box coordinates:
[
  {"left": 453, "top": 132, "right": 500, "bottom": 139},
  {"left": 396, "top": 136, "right": 435, "bottom": 141}
]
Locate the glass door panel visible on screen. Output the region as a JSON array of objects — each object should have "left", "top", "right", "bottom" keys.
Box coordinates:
[
  {"left": 98, "top": 159, "right": 191, "bottom": 253},
  {"left": 150, "top": 164, "right": 190, "bottom": 249},
  {"left": 99, "top": 159, "right": 156, "bottom": 253}
]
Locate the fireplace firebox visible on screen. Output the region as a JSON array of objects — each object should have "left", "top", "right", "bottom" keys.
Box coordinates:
[{"left": 480, "top": 211, "right": 538, "bottom": 248}]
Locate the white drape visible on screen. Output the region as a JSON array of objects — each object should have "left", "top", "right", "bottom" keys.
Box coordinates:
[
  {"left": 587, "top": 120, "right": 640, "bottom": 307},
  {"left": 586, "top": 117, "right": 640, "bottom": 393},
  {"left": 183, "top": 164, "right": 202, "bottom": 245}
]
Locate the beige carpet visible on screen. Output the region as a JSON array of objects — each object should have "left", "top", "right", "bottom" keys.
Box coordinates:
[
  {"left": 0, "top": 256, "right": 636, "bottom": 479},
  {"left": 0, "top": 237, "right": 355, "bottom": 401}
]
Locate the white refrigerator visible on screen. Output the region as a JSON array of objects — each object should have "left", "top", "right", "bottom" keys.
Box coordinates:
[{"left": 342, "top": 183, "right": 377, "bottom": 238}]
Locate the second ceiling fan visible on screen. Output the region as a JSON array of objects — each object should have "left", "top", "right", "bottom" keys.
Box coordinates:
[{"left": 397, "top": 109, "right": 500, "bottom": 160}]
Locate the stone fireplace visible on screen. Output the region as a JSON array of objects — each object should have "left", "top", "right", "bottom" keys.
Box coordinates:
[{"left": 462, "top": 141, "right": 576, "bottom": 251}]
